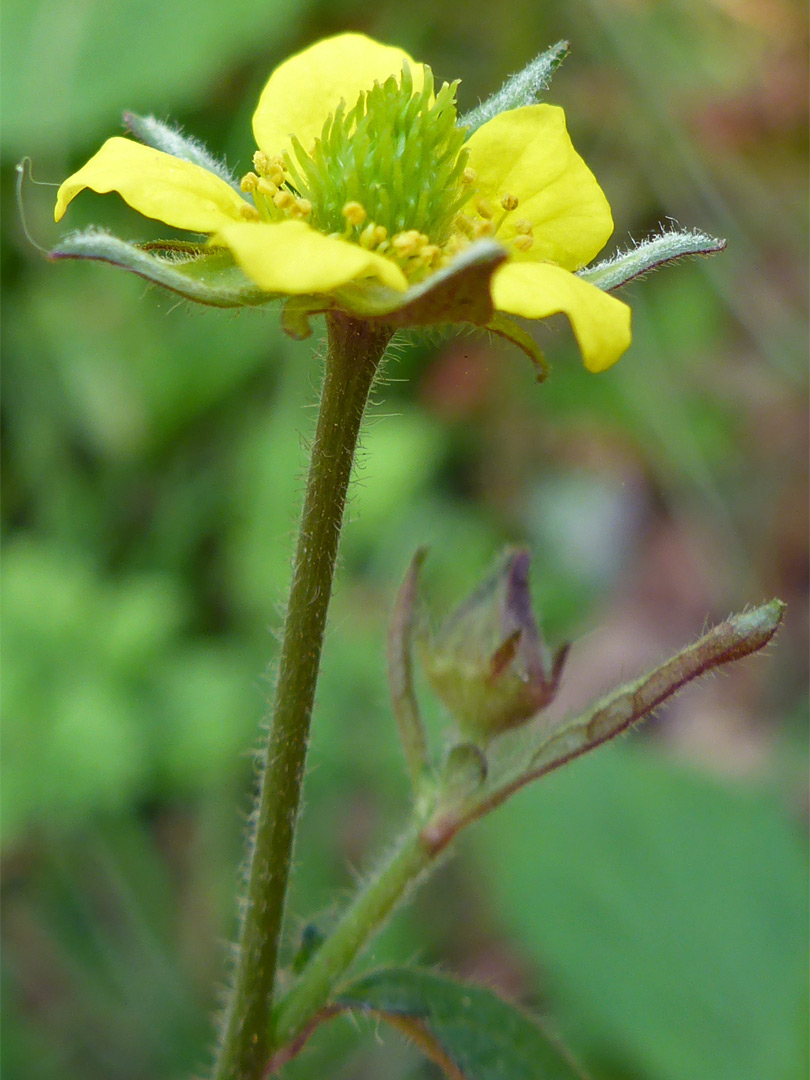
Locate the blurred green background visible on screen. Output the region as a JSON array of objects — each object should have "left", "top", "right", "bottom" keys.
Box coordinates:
[{"left": 2, "top": 1, "right": 808, "bottom": 1078}]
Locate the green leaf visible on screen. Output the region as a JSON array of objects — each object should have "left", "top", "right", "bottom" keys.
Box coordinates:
[
  {"left": 50, "top": 230, "right": 275, "bottom": 308},
  {"left": 336, "top": 967, "right": 587, "bottom": 1079},
  {"left": 1, "top": 0, "right": 300, "bottom": 154}
]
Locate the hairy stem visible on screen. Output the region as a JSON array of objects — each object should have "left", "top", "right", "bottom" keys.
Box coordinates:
[
  {"left": 213, "top": 314, "right": 392, "bottom": 1080},
  {"left": 264, "top": 599, "right": 783, "bottom": 1065},
  {"left": 271, "top": 825, "right": 433, "bottom": 1050}
]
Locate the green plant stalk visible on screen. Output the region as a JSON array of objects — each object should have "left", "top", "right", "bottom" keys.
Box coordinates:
[
  {"left": 267, "top": 599, "right": 785, "bottom": 1063},
  {"left": 213, "top": 313, "right": 392, "bottom": 1080},
  {"left": 271, "top": 824, "right": 434, "bottom": 1049}
]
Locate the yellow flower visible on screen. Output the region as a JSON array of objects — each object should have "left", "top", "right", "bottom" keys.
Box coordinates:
[{"left": 54, "top": 33, "right": 631, "bottom": 373}]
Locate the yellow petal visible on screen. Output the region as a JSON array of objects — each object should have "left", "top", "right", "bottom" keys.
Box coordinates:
[
  {"left": 252, "top": 33, "right": 423, "bottom": 159},
  {"left": 54, "top": 137, "right": 251, "bottom": 232},
  {"left": 492, "top": 261, "right": 631, "bottom": 372},
  {"left": 466, "top": 106, "right": 614, "bottom": 271},
  {"left": 214, "top": 219, "right": 409, "bottom": 295}
]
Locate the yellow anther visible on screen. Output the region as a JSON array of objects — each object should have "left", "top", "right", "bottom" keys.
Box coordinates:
[
  {"left": 293, "top": 198, "right": 312, "bottom": 218},
  {"left": 514, "top": 218, "right": 533, "bottom": 235},
  {"left": 342, "top": 201, "right": 367, "bottom": 226},
  {"left": 401, "top": 230, "right": 427, "bottom": 253},
  {"left": 474, "top": 219, "right": 496, "bottom": 238},
  {"left": 253, "top": 150, "right": 270, "bottom": 176},
  {"left": 240, "top": 203, "right": 260, "bottom": 221},
  {"left": 392, "top": 231, "right": 419, "bottom": 255},
  {"left": 267, "top": 163, "right": 286, "bottom": 186},
  {"left": 257, "top": 177, "right": 278, "bottom": 197},
  {"left": 444, "top": 234, "right": 465, "bottom": 257},
  {"left": 513, "top": 234, "right": 534, "bottom": 252},
  {"left": 240, "top": 172, "right": 259, "bottom": 193},
  {"left": 462, "top": 166, "right": 478, "bottom": 185},
  {"left": 500, "top": 193, "right": 519, "bottom": 212},
  {"left": 358, "top": 223, "right": 377, "bottom": 249},
  {"left": 358, "top": 223, "right": 378, "bottom": 248},
  {"left": 372, "top": 225, "right": 388, "bottom": 245},
  {"left": 420, "top": 244, "right": 441, "bottom": 267},
  {"left": 273, "top": 189, "right": 296, "bottom": 211},
  {"left": 454, "top": 213, "right": 476, "bottom": 239},
  {"left": 390, "top": 230, "right": 429, "bottom": 258},
  {"left": 476, "top": 198, "right": 494, "bottom": 220}
]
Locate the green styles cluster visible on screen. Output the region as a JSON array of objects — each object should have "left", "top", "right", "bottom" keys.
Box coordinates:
[{"left": 284, "top": 64, "right": 471, "bottom": 243}]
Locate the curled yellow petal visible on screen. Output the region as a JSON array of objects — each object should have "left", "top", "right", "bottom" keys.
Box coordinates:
[
  {"left": 492, "top": 261, "right": 631, "bottom": 372},
  {"left": 466, "top": 106, "right": 614, "bottom": 271},
  {"left": 54, "top": 137, "right": 250, "bottom": 232},
  {"left": 252, "top": 33, "right": 423, "bottom": 159},
  {"left": 214, "top": 219, "right": 409, "bottom": 295}
]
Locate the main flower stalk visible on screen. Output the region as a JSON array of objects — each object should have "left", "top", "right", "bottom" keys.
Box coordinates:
[{"left": 213, "top": 314, "right": 392, "bottom": 1080}]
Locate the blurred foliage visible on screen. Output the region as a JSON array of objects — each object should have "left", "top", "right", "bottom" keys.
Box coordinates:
[
  {"left": 2, "top": 1, "right": 808, "bottom": 1078},
  {"left": 476, "top": 746, "right": 808, "bottom": 1080}
]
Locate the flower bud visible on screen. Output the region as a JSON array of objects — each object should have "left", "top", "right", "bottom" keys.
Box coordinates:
[{"left": 421, "top": 549, "right": 567, "bottom": 742}]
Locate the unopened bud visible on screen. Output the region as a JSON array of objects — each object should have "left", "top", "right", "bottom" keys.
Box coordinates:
[{"left": 421, "top": 549, "right": 568, "bottom": 742}]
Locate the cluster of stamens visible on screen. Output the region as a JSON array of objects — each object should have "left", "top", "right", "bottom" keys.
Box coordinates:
[
  {"left": 239, "top": 64, "right": 535, "bottom": 283},
  {"left": 450, "top": 169, "right": 534, "bottom": 256},
  {"left": 340, "top": 201, "right": 443, "bottom": 272},
  {"left": 240, "top": 151, "right": 313, "bottom": 221}
]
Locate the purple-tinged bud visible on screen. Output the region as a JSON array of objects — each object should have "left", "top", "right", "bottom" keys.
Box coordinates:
[{"left": 421, "top": 549, "right": 568, "bottom": 742}]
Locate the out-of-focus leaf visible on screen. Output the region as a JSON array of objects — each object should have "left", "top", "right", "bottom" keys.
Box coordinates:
[
  {"left": 345, "top": 409, "right": 443, "bottom": 553},
  {"left": 474, "top": 744, "right": 809, "bottom": 1080},
  {"left": 1, "top": 0, "right": 300, "bottom": 154},
  {"left": 336, "top": 967, "right": 587, "bottom": 1079},
  {"left": 1, "top": 542, "right": 178, "bottom": 840}
]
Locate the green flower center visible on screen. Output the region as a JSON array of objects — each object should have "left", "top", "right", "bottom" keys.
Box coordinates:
[
  {"left": 240, "top": 63, "right": 537, "bottom": 282},
  {"left": 289, "top": 63, "right": 470, "bottom": 245}
]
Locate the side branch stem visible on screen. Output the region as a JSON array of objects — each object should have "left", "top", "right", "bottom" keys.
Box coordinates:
[
  {"left": 271, "top": 826, "right": 433, "bottom": 1050},
  {"left": 263, "top": 600, "right": 783, "bottom": 1066},
  {"left": 213, "top": 314, "right": 391, "bottom": 1080},
  {"left": 421, "top": 599, "right": 786, "bottom": 855}
]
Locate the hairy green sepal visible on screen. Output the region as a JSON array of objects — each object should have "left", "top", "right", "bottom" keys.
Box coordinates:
[
  {"left": 578, "top": 228, "right": 727, "bottom": 292},
  {"left": 49, "top": 231, "right": 274, "bottom": 308},
  {"left": 123, "top": 111, "right": 240, "bottom": 189},
  {"left": 460, "top": 41, "right": 570, "bottom": 136}
]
